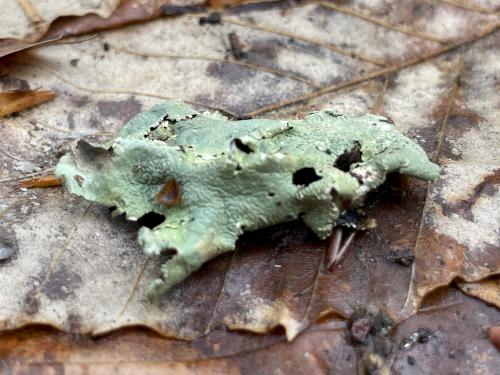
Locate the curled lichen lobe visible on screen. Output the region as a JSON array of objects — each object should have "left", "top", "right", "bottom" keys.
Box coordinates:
[{"left": 55, "top": 101, "right": 439, "bottom": 297}]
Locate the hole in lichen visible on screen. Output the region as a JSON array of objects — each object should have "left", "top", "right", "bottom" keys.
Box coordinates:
[
  {"left": 334, "top": 142, "right": 362, "bottom": 172},
  {"left": 137, "top": 212, "right": 166, "bottom": 229},
  {"left": 292, "top": 167, "right": 322, "bottom": 186},
  {"left": 232, "top": 138, "right": 253, "bottom": 153}
]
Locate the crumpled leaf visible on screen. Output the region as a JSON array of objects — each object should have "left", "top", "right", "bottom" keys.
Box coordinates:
[
  {"left": 0, "top": 89, "right": 55, "bottom": 117},
  {"left": 0, "top": 0, "right": 499, "bottom": 347}
]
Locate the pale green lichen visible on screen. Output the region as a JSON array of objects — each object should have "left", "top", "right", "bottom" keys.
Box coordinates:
[{"left": 55, "top": 101, "right": 439, "bottom": 298}]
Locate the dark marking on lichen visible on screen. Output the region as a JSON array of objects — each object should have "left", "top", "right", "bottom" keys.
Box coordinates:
[
  {"left": 74, "top": 175, "right": 84, "bottom": 186},
  {"left": 232, "top": 138, "right": 254, "bottom": 154},
  {"left": 97, "top": 96, "right": 142, "bottom": 123}
]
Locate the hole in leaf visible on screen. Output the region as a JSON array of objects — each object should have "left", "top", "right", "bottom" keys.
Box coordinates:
[
  {"left": 292, "top": 167, "right": 322, "bottom": 186},
  {"left": 334, "top": 142, "right": 362, "bottom": 172},
  {"left": 233, "top": 138, "right": 253, "bottom": 153},
  {"left": 137, "top": 212, "right": 166, "bottom": 229}
]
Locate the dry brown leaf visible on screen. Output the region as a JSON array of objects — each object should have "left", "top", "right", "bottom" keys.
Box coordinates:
[
  {"left": 0, "top": 291, "right": 497, "bottom": 374},
  {"left": 0, "top": 0, "right": 206, "bottom": 59},
  {"left": 0, "top": 0, "right": 498, "bottom": 361},
  {"left": 0, "top": 89, "right": 55, "bottom": 117}
]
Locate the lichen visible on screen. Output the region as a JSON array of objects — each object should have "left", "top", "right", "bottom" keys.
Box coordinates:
[{"left": 55, "top": 101, "right": 439, "bottom": 298}]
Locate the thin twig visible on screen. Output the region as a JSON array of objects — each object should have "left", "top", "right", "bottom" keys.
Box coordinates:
[
  {"left": 433, "top": 0, "right": 500, "bottom": 15},
  {"left": 332, "top": 231, "right": 357, "bottom": 267},
  {"left": 316, "top": 1, "right": 448, "bottom": 44},
  {"left": 244, "top": 23, "right": 499, "bottom": 117},
  {"left": 326, "top": 227, "right": 343, "bottom": 270}
]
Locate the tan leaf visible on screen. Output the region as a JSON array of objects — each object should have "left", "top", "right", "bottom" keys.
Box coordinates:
[{"left": 0, "top": 89, "right": 55, "bottom": 117}]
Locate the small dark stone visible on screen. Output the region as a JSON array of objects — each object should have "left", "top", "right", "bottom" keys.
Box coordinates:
[
  {"left": 70, "top": 59, "right": 79, "bottom": 67},
  {"left": 0, "top": 240, "right": 14, "bottom": 260},
  {"left": 351, "top": 318, "right": 374, "bottom": 343},
  {"left": 407, "top": 355, "right": 416, "bottom": 365}
]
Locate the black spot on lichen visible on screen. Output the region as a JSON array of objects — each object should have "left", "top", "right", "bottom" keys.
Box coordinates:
[
  {"left": 41, "top": 265, "right": 82, "bottom": 301},
  {"left": 137, "top": 212, "right": 166, "bottom": 229},
  {"left": 293, "top": 167, "right": 322, "bottom": 186},
  {"left": 335, "top": 142, "right": 362, "bottom": 172},
  {"left": 233, "top": 138, "right": 254, "bottom": 153}
]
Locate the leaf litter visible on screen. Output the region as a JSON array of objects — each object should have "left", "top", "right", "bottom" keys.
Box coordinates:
[{"left": 0, "top": 0, "right": 499, "bottom": 372}]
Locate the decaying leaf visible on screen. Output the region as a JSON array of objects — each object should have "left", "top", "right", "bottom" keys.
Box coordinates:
[
  {"left": 0, "top": 0, "right": 498, "bottom": 358},
  {"left": 0, "top": 0, "right": 120, "bottom": 41},
  {"left": 55, "top": 100, "right": 438, "bottom": 297},
  {"left": 0, "top": 0, "right": 206, "bottom": 58},
  {"left": 0, "top": 89, "right": 55, "bottom": 117}
]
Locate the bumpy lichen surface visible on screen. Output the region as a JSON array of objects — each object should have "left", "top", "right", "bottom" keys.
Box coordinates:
[{"left": 56, "top": 101, "right": 439, "bottom": 298}]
